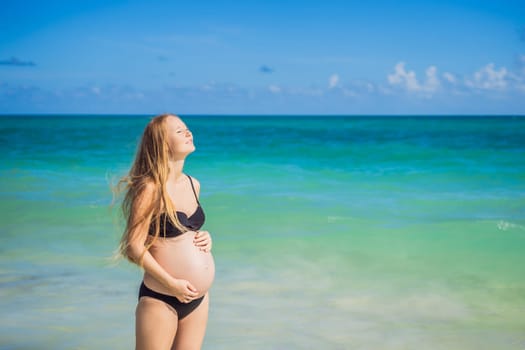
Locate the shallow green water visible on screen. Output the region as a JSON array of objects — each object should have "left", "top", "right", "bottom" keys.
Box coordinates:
[{"left": 0, "top": 115, "right": 524, "bottom": 349}]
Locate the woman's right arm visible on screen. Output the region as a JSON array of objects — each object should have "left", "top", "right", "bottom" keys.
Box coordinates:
[{"left": 126, "top": 182, "right": 199, "bottom": 302}]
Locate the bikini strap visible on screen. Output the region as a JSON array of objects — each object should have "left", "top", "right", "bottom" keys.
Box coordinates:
[{"left": 187, "top": 174, "right": 200, "bottom": 205}]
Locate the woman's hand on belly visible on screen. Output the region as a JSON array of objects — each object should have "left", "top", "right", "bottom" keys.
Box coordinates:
[
  {"left": 193, "top": 230, "right": 212, "bottom": 253},
  {"left": 148, "top": 232, "right": 215, "bottom": 296},
  {"left": 169, "top": 278, "right": 200, "bottom": 303}
]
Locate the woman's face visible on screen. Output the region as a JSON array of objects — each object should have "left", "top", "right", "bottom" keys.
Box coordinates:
[{"left": 165, "top": 116, "right": 195, "bottom": 157}]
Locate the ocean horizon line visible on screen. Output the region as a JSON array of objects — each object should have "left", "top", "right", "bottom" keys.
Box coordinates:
[{"left": 1, "top": 113, "right": 525, "bottom": 119}]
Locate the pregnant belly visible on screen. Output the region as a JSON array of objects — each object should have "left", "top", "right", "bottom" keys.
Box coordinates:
[{"left": 146, "top": 231, "right": 215, "bottom": 297}]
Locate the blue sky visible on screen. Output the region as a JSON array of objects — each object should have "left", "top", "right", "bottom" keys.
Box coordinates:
[{"left": 1, "top": 0, "right": 524, "bottom": 115}]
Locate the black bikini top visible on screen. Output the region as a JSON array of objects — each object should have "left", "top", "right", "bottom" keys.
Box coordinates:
[{"left": 148, "top": 175, "right": 205, "bottom": 238}]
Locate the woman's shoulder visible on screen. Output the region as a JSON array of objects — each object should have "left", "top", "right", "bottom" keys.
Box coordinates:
[
  {"left": 186, "top": 174, "right": 201, "bottom": 193},
  {"left": 130, "top": 179, "right": 158, "bottom": 213},
  {"left": 143, "top": 178, "right": 157, "bottom": 192},
  {"left": 137, "top": 179, "right": 158, "bottom": 202}
]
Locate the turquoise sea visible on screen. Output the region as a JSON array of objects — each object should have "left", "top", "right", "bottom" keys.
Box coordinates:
[{"left": 1, "top": 115, "right": 524, "bottom": 349}]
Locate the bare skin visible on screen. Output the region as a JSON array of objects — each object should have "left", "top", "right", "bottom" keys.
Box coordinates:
[
  {"left": 145, "top": 230, "right": 215, "bottom": 297},
  {"left": 128, "top": 116, "right": 214, "bottom": 350},
  {"left": 135, "top": 293, "right": 209, "bottom": 350}
]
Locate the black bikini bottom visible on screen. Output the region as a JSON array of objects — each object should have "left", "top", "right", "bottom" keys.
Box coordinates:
[{"left": 138, "top": 281, "right": 204, "bottom": 319}]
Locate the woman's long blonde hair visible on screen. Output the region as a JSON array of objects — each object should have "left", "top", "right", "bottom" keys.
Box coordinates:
[{"left": 116, "top": 114, "right": 188, "bottom": 265}]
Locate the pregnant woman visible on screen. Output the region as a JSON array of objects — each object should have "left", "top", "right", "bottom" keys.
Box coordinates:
[{"left": 117, "top": 114, "right": 215, "bottom": 350}]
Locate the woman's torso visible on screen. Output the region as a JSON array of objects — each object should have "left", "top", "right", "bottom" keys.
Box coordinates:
[{"left": 143, "top": 175, "right": 215, "bottom": 297}]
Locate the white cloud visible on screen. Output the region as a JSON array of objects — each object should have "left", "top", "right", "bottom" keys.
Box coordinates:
[
  {"left": 342, "top": 88, "right": 357, "bottom": 97},
  {"left": 289, "top": 87, "right": 324, "bottom": 96},
  {"left": 465, "top": 63, "right": 508, "bottom": 90},
  {"left": 425, "top": 66, "right": 440, "bottom": 92},
  {"left": 387, "top": 62, "right": 440, "bottom": 96},
  {"left": 329, "top": 74, "right": 339, "bottom": 89},
  {"left": 443, "top": 72, "right": 456, "bottom": 84},
  {"left": 268, "top": 85, "right": 281, "bottom": 93},
  {"left": 388, "top": 62, "right": 420, "bottom": 91},
  {"left": 199, "top": 80, "right": 220, "bottom": 92},
  {"left": 307, "top": 88, "right": 324, "bottom": 96},
  {"left": 349, "top": 81, "right": 376, "bottom": 94}
]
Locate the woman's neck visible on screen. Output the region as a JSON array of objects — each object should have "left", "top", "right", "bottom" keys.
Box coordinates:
[{"left": 167, "top": 159, "right": 186, "bottom": 183}]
